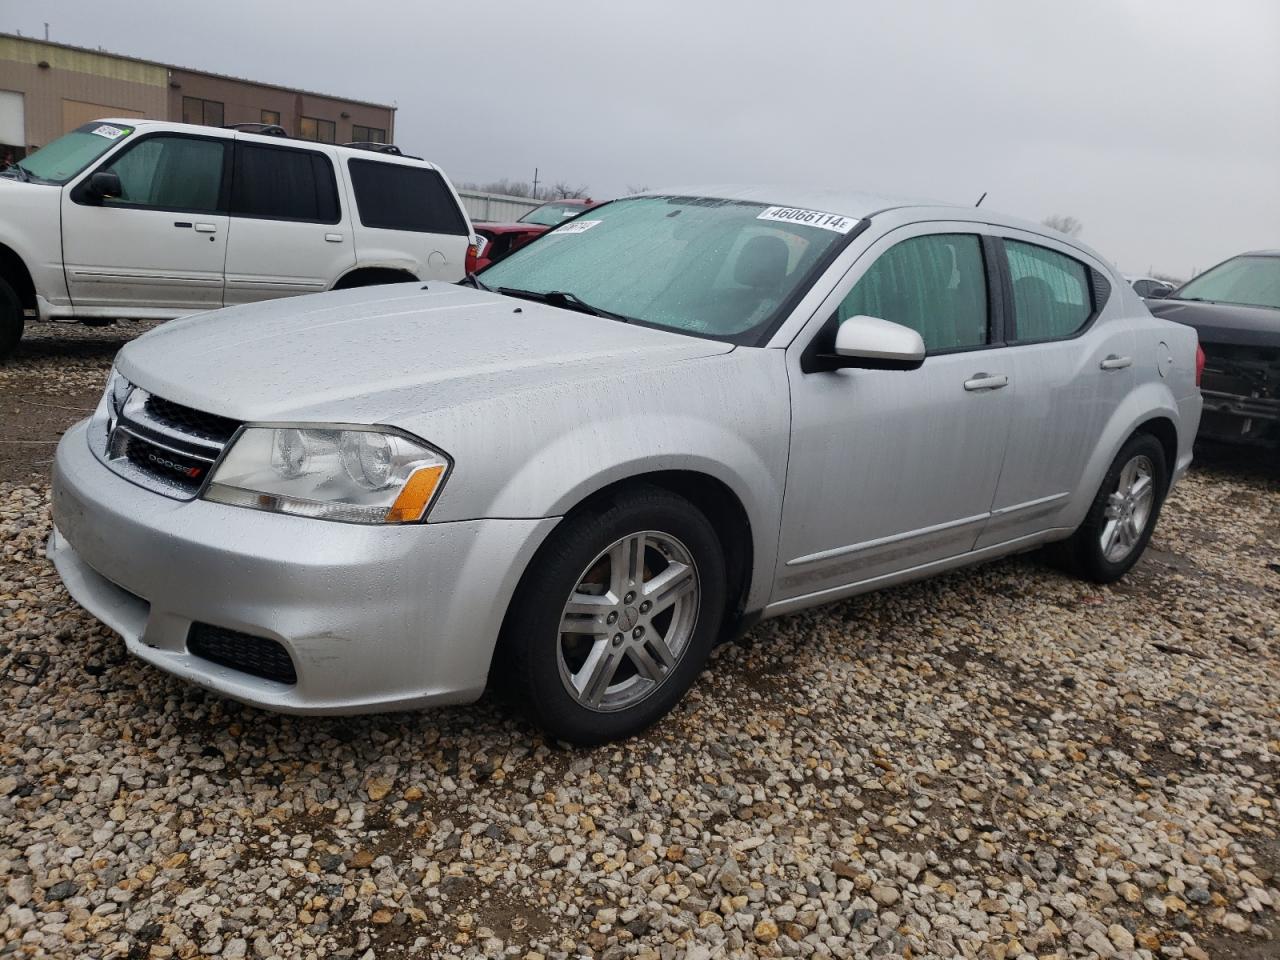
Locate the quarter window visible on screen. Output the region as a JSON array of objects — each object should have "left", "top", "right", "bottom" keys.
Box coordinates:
[
  {"left": 100, "top": 135, "right": 225, "bottom": 212},
  {"left": 1006, "top": 241, "right": 1091, "bottom": 341},
  {"left": 835, "top": 234, "right": 989, "bottom": 351},
  {"left": 181, "top": 97, "right": 224, "bottom": 128},
  {"left": 299, "top": 116, "right": 336, "bottom": 144},
  {"left": 347, "top": 159, "right": 468, "bottom": 235},
  {"left": 230, "top": 144, "right": 340, "bottom": 223}
]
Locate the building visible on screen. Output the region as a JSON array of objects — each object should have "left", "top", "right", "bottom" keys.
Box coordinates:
[{"left": 0, "top": 32, "right": 395, "bottom": 164}]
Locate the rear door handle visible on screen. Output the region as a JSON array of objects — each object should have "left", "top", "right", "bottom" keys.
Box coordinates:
[
  {"left": 964, "top": 373, "right": 1009, "bottom": 392},
  {"left": 194, "top": 223, "right": 217, "bottom": 233},
  {"left": 1100, "top": 355, "right": 1132, "bottom": 370},
  {"left": 324, "top": 233, "right": 344, "bottom": 243}
]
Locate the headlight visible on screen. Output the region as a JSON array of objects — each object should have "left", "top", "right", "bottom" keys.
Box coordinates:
[
  {"left": 204, "top": 426, "right": 450, "bottom": 524},
  {"left": 90, "top": 366, "right": 132, "bottom": 438}
]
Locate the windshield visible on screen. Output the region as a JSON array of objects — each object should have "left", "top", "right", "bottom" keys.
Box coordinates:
[
  {"left": 482, "top": 195, "right": 858, "bottom": 344},
  {"left": 1175, "top": 255, "right": 1280, "bottom": 311},
  {"left": 519, "top": 201, "right": 590, "bottom": 226},
  {"left": 4, "top": 122, "right": 135, "bottom": 185}
]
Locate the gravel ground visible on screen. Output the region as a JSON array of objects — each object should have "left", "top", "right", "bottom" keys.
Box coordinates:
[{"left": 1, "top": 322, "right": 1278, "bottom": 960}]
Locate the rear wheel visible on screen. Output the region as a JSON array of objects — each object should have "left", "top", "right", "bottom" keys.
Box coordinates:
[
  {"left": 499, "top": 487, "right": 726, "bottom": 744},
  {"left": 1061, "top": 433, "right": 1168, "bottom": 583},
  {"left": 0, "top": 277, "right": 23, "bottom": 362}
]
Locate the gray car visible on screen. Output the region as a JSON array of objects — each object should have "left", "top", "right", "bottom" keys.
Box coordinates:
[{"left": 48, "top": 187, "right": 1203, "bottom": 743}]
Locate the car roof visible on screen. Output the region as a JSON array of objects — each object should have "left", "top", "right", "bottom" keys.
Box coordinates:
[{"left": 89, "top": 118, "right": 438, "bottom": 168}]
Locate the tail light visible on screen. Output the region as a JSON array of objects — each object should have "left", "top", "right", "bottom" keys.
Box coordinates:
[
  {"left": 464, "top": 241, "right": 479, "bottom": 275},
  {"left": 1195, "top": 343, "right": 1205, "bottom": 387}
]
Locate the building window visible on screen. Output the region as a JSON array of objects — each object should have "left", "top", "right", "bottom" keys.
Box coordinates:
[
  {"left": 298, "top": 116, "right": 335, "bottom": 144},
  {"left": 351, "top": 124, "right": 386, "bottom": 144},
  {"left": 182, "top": 97, "right": 225, "bottom": 128},
  {"left": 261, "top": 109, "right": 281, "bottom": 126}
]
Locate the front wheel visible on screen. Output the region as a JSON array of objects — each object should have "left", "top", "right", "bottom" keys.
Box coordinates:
[
  {"left": 499, "top": 487, "right": 727, "bottom": 744},
  {"left": 1061, "top": 433, "right": 1168, "bottom": 583},
  {"left": 0, "top": 277, "right": 23, "bottom": 362}
]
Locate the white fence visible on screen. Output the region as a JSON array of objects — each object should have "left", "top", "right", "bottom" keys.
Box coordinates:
[{"left": 458, "top": 190, "right": 542, "bottom": 223}]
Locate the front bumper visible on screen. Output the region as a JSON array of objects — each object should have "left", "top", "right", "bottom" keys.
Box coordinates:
[{"left": 49, "top": 421, "right": 557, "bottom": 714}]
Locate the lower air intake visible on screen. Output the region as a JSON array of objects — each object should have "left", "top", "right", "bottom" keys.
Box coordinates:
[{"left": 187, "top": 623, "right": 297, "bottom": 685}]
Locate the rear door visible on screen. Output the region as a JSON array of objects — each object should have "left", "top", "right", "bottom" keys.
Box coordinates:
[
  {"left": 222, "top": 140, "right": 355, "bottom": 305},
  {"left": 61, "top": 130, "right": 230, "bottom": 313},
  {"left": 344, "top": 158, "right": 471, "bottom": 280},
  {"left": 975, "top": 234, "right": 1133, "bottom": 547}
]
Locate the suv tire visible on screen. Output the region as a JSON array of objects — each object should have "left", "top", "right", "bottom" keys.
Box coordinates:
[
  {"left": 0, "top": 277, "right": 23, "bottom": 362},
  {"left": 499, "top": 486, "right": 726, "bottom": 744}
]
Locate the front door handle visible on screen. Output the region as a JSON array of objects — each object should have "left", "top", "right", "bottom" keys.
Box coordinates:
[
  {"left": 964, "top": 373, "right": 1009, "bottom": 392},
  {"left": 1100, "top": 355, "right": 1133, "bottom": 370},
  {"left": 194, "top": 223, "right": 217, "bottom": 233},
  {"left": 324, "top": 233, "right": 344, "bottom": 243}
]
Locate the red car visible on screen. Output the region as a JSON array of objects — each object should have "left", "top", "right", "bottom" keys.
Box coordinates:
[{"left": 474, "top": 199, "right": 597, "bottom": 270}]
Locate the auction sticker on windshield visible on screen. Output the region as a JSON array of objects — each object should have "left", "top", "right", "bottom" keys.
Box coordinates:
[
  {"left": 91, "top": 125, "right": 130, "bottom": 140},
  {"left": 757, "top": 206, "right": 859, "bottom": 234},
  {"left": 555, "top": 220, "right": 602, "bottom": 235}
]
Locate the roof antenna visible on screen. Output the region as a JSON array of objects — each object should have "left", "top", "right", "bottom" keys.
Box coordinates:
[{"left": 974, "top": 191, "right": 987, "bottom": 208}]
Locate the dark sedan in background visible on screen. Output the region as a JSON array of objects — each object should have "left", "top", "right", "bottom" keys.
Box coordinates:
[{"left": 1148, "top": 250, "right": 1280, "bottom": 447}]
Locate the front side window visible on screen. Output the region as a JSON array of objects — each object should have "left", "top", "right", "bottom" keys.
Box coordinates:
[
  {"left": 101, "top": 135, "right": 225, "bottom": 212},
  {"left": 6, "top": 122, "right": 135, "bottom": 185},
  {"left": 835, "top": 234, "right": 989, "bottom": 352},
  {"left": 182, "top": 97, "right": 224, "bottom": 128},
  {"left": 480, "top": 195, "right": 854, "bottom": 344},
  {"left": 347, "top": 160, "right": 468, "bottom": 235},
  {"left": 1006, "top": 240, "right": 1091, "bottom": 342},
  {"left": 231, "top": 144, "right": 339, "bottom": 222},
  {"left": 519, "top": 201, "right": 587, "bottom": 226},
  {"left": 299, "top": 116, "right": 336, "bottom": 144},
  {"left": 1174, "top": 255, "right": 1280, "bottom": 311}
]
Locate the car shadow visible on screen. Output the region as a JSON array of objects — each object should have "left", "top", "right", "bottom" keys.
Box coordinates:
[{"left": 1191, "top": 440, "right": 1280, "bottom": 485}]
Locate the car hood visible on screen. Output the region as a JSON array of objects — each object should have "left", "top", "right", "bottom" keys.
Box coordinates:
[
  {"left": 116, "top": 284, "right": 734, "bottom": 424},
  {"left": 1148, "top": 298, "right": 1280, "bottom": 348}
]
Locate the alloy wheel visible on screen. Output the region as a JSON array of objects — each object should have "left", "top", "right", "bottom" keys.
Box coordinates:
[{"left": 1100, "top": 454, "right": 1155, "bottom": 563}]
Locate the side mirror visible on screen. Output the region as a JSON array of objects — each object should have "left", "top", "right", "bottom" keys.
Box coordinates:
[
  {"left": 86, "top": 171, "right": 123, "bottom": 202},
  {"left": 829, "top": 315, "right": 926, "bottom": 370},
  {"left": 1146, "top": 287, "right": 1170, "bottom": 299}
]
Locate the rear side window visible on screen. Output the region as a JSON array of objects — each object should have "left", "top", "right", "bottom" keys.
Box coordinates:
[
  {"left": 102, "top": 135, "right": 225, "bottom": 213},
  {"left": 1006, "top": 241, "right": 1091, "bottom": 342},
  {"left": 347, "top": 159, "right": 468, "bottom": 235},
  {"left": 836, "top": 233, "right": 989, "bottom": 351},
  {"left": 231, "top": 144, "right": 340, "bottom": 223}
]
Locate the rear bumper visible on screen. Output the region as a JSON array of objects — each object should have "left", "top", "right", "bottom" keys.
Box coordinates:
[
  {"left": 1197, "top": 389, "right": 1280, "bottom": 443},
  {"left": 50, "top": 420, "right": 557, "bottom": 714}
]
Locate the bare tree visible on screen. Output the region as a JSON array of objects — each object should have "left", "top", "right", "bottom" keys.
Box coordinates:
[
  {"left": 458, "top": 178, "right": 592, "bottom": 201},
  {"left": 548, "top": 181, "right": 590, "bottom": 200},
  {"left": 626, "top": 184, "right": 651, "bottom": 195},
  {"left": 1042, "top": 214, "right": 1083, "bottom": 237}
]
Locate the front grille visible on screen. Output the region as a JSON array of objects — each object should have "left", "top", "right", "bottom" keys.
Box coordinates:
[
  {"left": 188, "top": 623, "right": 297, "bottom": 685},
  {"left": 101, "top": 388, "right": 242, "bottom": 499},
  {"left": 144, "top": 395, "right": 240, "bottom": 444}
]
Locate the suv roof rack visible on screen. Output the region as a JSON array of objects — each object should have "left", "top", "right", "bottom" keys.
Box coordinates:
[
  {"left": 343, "top": 141, "right": 421, "bottom": 159},
  {"left": 225, "top": 122, "right": 289, "bottom": 137}
]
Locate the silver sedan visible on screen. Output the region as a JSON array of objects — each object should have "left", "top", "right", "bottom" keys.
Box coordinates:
[{"left": 49, "top": 187, "right": 1203, "bottom": 743}]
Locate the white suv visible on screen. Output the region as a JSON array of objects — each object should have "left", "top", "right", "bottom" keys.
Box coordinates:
[{"left": 0, "top": 119, "right": 477, "bottom": 358}]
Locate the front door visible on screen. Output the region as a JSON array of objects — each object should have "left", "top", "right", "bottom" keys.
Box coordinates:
[
  {"left": 776, "top": 226, "right": 1014, "bottom": 605},
  {"left": 61, "top": 132, "right": 230, "bottom": 314}
]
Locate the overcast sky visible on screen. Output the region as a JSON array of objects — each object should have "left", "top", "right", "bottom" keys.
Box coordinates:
[{"left": 7, "top": 0, "right": 1278, "bottom": 278}]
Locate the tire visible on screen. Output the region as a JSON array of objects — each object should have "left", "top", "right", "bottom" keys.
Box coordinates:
[
  {"left": 498, "top": 486, "right": 727, "bottom": 744},
  {"left": 0, "top": 277, "right": 23, "bottom": 362},
  {"left": 1061, "top": 433, "right": 1168, "bottom": 583}
]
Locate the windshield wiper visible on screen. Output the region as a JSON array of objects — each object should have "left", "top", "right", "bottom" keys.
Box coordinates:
[
  {"left": 457, "top": 272, "right": 490, "bottom": 291},
  {"left": 1, "top": 163, "right": 30, "bottom": 182},
  {"left": 496, "top": 287, "right": 633, "bottom": 323}
]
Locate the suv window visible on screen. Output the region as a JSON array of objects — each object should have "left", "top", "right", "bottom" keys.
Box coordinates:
[
  {"left": 835, "top": 233, "right": 989, "bottom": 351},
  {"left": 101, "top": 135, "right": 225, "bottom": 213},
  {"left": 231, "top": 143, "right": 340, "bottom": 223},
  {"left": 1006, "top": 240, "right": 1091, "bottom": 341},
  {"left": 347, "top": 159, "right": 468, "bottom": 235}
]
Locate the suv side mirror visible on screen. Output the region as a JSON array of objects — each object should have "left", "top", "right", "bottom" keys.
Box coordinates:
[
  {"left": 86, "top": 171, "right": 123, "bottom": 202},
  {"left": 1146, "top": 286, "right": 1170, "bottom": 299},
  {"left": 829, "top": 315, "right": 926, "bottom": 370}
]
